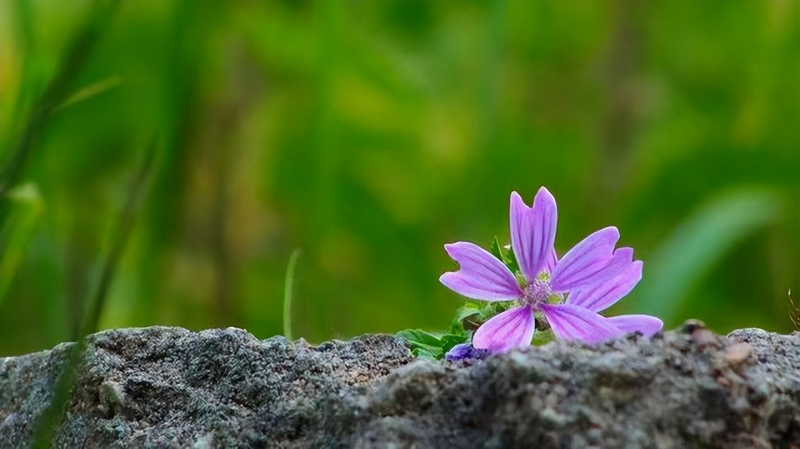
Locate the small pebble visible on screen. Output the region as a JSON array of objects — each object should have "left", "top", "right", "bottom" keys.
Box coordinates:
[{"left": 724, "top": 342, "right": 753, "bottom": 365}]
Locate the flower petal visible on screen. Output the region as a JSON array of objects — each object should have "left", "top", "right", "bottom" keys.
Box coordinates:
[
  {"left": 509, "top": 192, "right": 535, "bottom": 280},
  {"left": 472, "top": 305, "right": 535, "bottom": 353},
  {"left": 566, "top": 260, "right": 643, "bottom": 312},
  {"left": 607, "top": 314, "right": 663, "bottom": 337},
  {"left": 540, "top": 304, "right": 622, "bottom": 344},
  {"left": 440, "top": 242, "right": 522, "bottom": 301},
  {"left": 529, "top": 187, "right": 558, "bottom": 276},
  {"left": 544, "top": 247, "right": 558, "bottom": 274},
  {"left": 550, "top": 226, "right": 620, "bottom": 291},
  {"left": 510, "top": 188, "right": 557, "bottom": 281},
  {"left": 592, "top": 246, "right": 635, "bottom": 284}
]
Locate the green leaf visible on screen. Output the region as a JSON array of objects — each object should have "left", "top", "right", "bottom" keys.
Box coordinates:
[
  {"left": 503, "top": 245, "right": 520, "bottom": 275},
  {"left": 452, "top": 304, "right": 481, "bottom": 330},
  {"left": 411, "top": 346, "right": 441, "bottom": 360},
  {"left": 440, "top": 333, "right": 467, "bottom": 354},
  {"left": 397, "top": 327, "right": 470, "bottom": 360},
  {"left": 490, "top": 236, "right": 521, "bottom": 274},
  {"left": 455, "top": 304, "right": 481, "bottom": 321},
  {"left": 479, "top": 301, "right": 515, "bottom": 321},
  {"left": 397, "top": 329, "right": 443, "bottom": 347},
  {"left": 490, "top": 236, "right": 505, "bottom": 261}
]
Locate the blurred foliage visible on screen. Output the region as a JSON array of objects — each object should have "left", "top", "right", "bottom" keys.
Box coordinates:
[{"left": 0, "top": 1, "right": 797, "bottom": 356}]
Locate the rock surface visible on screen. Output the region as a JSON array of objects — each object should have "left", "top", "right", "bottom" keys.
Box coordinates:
[{"left": 0, "top": 323, "right": 798, "bottom": 448}]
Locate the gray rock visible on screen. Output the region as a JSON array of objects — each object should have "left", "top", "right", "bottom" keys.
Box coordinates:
[{"left": 0, "top": 322, "right": 798, "bottom": 448}]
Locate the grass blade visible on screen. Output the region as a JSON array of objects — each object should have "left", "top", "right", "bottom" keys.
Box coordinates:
[
  {"left": 636, "top": 188, "right": 785, "bottom": 326},
  {"left": 283, "top": 249, "right": 302, "bottom": 341},
  {"left": 77, "top": 139, "right": 157, "bottom": 338},
  {"left": 50, "top": 74, "right": 122, "bottom": 114},
  {"left": 31, "top": 139, "right": 157, "bottom": 448},
  {"left": 0, "top": 183, "right": 44, "bottom": 305},
  {"left": 0, "top": 1, "right": 118, "bottom": 227}
]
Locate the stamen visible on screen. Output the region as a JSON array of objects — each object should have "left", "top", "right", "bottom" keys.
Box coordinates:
[
  {"left": 523, "top": 277, "right": 552, "bottom": 307},
  {"left": 521, "top": 271, "right": 565, "bottom": 308}
]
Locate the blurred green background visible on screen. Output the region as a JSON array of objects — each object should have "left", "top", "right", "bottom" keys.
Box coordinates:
[{"left": 1, "top": 1, "right": 798, "bottom": 356}]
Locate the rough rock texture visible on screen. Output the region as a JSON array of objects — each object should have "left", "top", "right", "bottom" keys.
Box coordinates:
[{"left": 0, "top": 323, "right": 798, "bottom": 448}]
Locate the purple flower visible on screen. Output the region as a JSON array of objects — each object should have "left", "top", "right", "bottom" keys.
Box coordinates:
[
  {"left": 440, "top": 187, "right": 663, "bottom": 353},
  {"left": 444, "top": 343, "right": 491, "bottom": 361}
]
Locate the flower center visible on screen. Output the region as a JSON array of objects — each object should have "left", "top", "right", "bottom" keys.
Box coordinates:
[
  {"left": 522, "top": 278, "right": 552, "bottom": 307},
  {"left": 521, "top": 271, "right": 564, "bottom": 309}
]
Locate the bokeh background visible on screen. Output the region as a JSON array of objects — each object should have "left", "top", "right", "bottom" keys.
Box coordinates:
[{"left": 1, "top": 1, "right": 798, "bottom": 356}]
